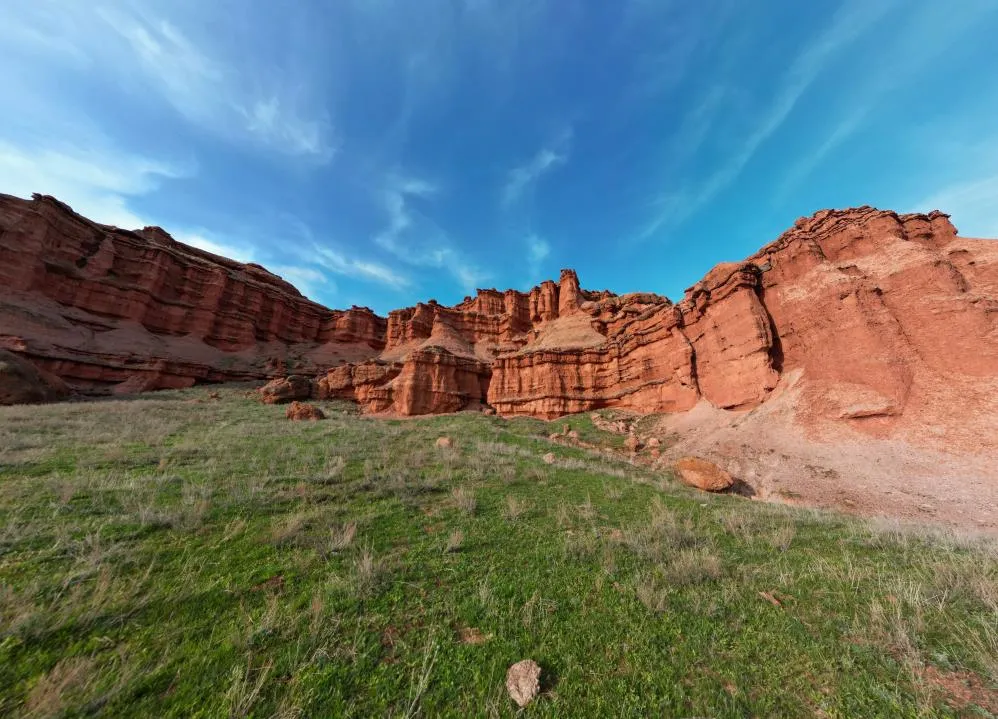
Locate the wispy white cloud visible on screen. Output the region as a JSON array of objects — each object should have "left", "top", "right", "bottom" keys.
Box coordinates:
[
  {"left": 1, "top": 2, "right": 336, "bottom": 163},
  {"left": 525, "top": 234, "right": 550, "bottom": 276},
  {"left": 314, "top": 247, "right": 410, "bottom": 289},
  {"left": 502, "top": 131, "right": 572, "bottom": 207},
  {"left": 775, "top": 108, "right": 869, "bottom": 202},
  {"left": 373, "top": 174, "right": 487, "bottom": 292},
  {"left": 270, "top": 265, "right": 332, "bottom": 301},
  {"left": 101, "top": 8, "right": 336, "bottom": 162},
  {"left": 916, "top": 174, "right": 998, "bottom": 238},
  {"left": 638, "top": 0, "right": 899, "bottom": 240},
  {"left": 0, "top": 139, "right": 187, "bottom": 229},
  {"left": 175, "top": 231, "right": 257, "bottom": 265}
]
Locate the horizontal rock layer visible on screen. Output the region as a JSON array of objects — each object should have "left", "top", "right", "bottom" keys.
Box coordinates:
[
  {"left": 0, "top": 193, "right": 384, "bottom": 395},
  {"left": 3, "top": 193, "right": 996, "bottom": 435}
]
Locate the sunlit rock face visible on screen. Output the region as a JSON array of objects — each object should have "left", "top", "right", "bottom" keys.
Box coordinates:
[
  {"left": 0, "top": 193, "right": 384, "bottom": 396},
  {"left": 4, "top": 193, "right": 997, "bottom": 435}
]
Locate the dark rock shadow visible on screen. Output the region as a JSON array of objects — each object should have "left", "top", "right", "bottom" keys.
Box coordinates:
[
  {"left": 538, "top": 661, "right": 560, "bottom": 696},
  {"left": 725, "top": 479, "right": 757, "bottom": 498}
]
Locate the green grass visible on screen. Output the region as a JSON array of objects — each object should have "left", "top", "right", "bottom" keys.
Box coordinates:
[{"left": 1, "top": 386, "right": 996, "bottom": 717}]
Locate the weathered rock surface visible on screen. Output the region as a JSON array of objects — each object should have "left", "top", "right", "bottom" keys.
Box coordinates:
[
  {"left": 506, "top": 659, "right": 541, "bottom": 707},
  {"left": 259, "top": 375, "right": 314, "bottom": 405},
  {"left": 0, "top": 349, "right": 69, "bottom": 405},
  {"left": 674, "top": 456, "right": 735, "bottom": 492},
  {"left": 285, "top": 401, "right": 325, "bottom": 421},
  {"left": 4, "top": 193, "right": 996, "bottom": 443},
  {"left": 0, "top": 193, "right": 384, "bottom": 401}
]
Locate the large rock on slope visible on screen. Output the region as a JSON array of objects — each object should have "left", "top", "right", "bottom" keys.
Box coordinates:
[
  {"left": 0, "top": 193, "right": 384, "bottom": 398},
  {"left": 674, "top": 457, "right": 735, "bottom": 492}
]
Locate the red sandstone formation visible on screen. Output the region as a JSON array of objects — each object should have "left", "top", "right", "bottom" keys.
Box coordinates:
[
  {"left": 259, "top": 375, "right": 314, "bottom": 405},
  {"left": 674, "top": 456, "right": 735, "bottom": 492},
  {"left": 0, "top": 193, "right": 384, "bottom": 397},
  {"left": 3, "top": 193, "right": 996, "bottom": 446},
  {"left": 285, "top": 401, "right": 325, "bottom": 421}
]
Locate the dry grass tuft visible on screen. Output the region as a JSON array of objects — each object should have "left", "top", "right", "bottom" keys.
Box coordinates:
[
  {"left": 329, "top": 521, "right": 358, "bottom": 552},
  {"left": 351, "top": 546, "right": 384, "bottom": 598},
  {"left": 270, "top": 511, "right": 313, "bottom": 546},
  {"left": 25, "top": 657, "right": 98, "bottom": 717},
  {"left": 444, "top": 529, "right": 464, "bottom": 554},
  {"left": 502, "top": 496, "right": 531, "bottom": 522},
  {"left": 451, "top": 487, "right": 477, "bottom": 516},
  {"left": 768, "top": 523, "right": 796, "bottom": 553}
]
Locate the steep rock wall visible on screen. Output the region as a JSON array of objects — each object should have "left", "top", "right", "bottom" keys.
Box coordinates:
[
  {"left": 5, "top": 192, "right": 996, "bottom": 433},
  {"left": 0, "top": 193, "right": 384, "bottom": 394}
]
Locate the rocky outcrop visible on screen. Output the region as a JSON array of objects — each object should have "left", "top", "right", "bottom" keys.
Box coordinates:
[
  {"left": 285, "top": 401, "right": 325, "bottom": 421},
  {"left": 259, "top": 375, "right": 314, "bottom": 405},
  {"left": 5, "top": 193, "right": 996, "bottom": 433},
  {"left": 0, "top": 193, "right": 384, "bottom": 399},
  {"left": 488, "top": 206, "right": 997, "bottom": 430}
]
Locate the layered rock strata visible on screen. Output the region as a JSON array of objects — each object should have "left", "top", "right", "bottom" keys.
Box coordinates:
[
  {"left": 0, "top": 194, "right": 384, "bottom": 395},
  {"left": 3, "top": 193, "right": 995, "bottom": 432}
]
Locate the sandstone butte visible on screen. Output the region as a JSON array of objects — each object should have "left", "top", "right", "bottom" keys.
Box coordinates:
[{"left": 2, "top": 192, "right": 997, "bottom": 441}]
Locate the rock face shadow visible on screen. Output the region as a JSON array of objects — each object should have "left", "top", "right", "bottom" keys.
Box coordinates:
[{"left": 725, "top": 479, "right": 757, "bottom": 498}]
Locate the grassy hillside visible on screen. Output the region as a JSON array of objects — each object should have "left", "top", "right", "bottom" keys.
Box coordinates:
[{"left": 0, "top": 386, "right": 995, "bottom": 717}]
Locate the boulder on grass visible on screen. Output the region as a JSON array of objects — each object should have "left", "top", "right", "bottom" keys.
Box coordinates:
[
  {"left": 259, "top": 375, "right": 314, "bottom": 404},
  {"left": 506, "top": 659, "right": 541, "bottom": 707},
  {"left": 674, "top": 456, "right": 734, "bottom": 492},
  {"left": 624, "top": 435, "right": 642, "bottom": 453},
  {"left": 285, "top": 401, "right": 325, "bottom": 421},
  {"left": 435, "top": 436, "right": 453, "bottom": 449}
]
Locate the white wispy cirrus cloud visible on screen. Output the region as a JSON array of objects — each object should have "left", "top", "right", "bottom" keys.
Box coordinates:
[
  {"left": 373, "top": 174, "right": 488, "bottom": 293},
  {"left": 1, "top": 2, "right": 336, "bottom": 163},
  {"left": 637, "top": 0, "right": 900, "bottom": 240},
  {"left": 502, "top": 132, "right": 572, "bottom": 207},
  {"left": 525, "top": 234, "right": 551, "bottom": 277},
  {"left": 0, "top": 139, "right": 187, "bottom": 230},
  {"left": 269, "top": 265, "right": 332, "bottom": 302},
  {"left": 314, "top": 247, "right": 410, "bottom": 290},
  {"left": 101, "top": 8, "right": 336, "bottom": 162},
  {"left": 915, "top": 174, "right": 998, "bottom": 239}
]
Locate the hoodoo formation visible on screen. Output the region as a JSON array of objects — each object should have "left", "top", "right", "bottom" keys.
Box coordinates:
[{"left": 2, "top": 192, "right": 996, "bottom": 439}]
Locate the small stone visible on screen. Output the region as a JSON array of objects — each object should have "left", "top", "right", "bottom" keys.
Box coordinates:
[
  {"left": 650, "top": 448, "right": 661, "bottom": 459},
  {"left": 566, "top": 430, "right": 580, "bottom": 440},
  {"left": 646, "top": 437, "right": 661, "bottom": 448},
  {"left": 542, "top": 452, "right": 556, "bottom": 464},
  {"left": 506, "top": 659, "right": 541, "bottom": 707},
  {"left": 624, "top": 435, "right": 642, "bottom": 453},
  {"left": 435, "top": 436, "right": 453, "bottom": 449}
]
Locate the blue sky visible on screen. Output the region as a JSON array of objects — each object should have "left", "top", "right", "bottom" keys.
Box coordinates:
[{"left": 3, "top": 1, "right": 998, "bottom": 314}]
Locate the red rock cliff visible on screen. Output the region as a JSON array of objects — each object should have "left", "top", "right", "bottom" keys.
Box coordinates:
[
  {"left": 0, "top": 193, "right": 385, "bottom": 394},
  {"left": 4, "top": 193, "right": 995, "bottom": 433}
]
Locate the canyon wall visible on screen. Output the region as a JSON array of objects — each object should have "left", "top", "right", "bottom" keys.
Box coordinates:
[
  {"left": 3, "top": 192, "right": 996, "bottom": 435},
  {"left": 0, "top": 193, "right": 384, "bottom": 393},
  {"left": 318, "top": 206, "right": 997, "bottom": 427}
]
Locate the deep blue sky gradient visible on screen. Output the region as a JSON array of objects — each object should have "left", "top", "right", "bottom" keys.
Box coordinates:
[{"left": 3, "top": 0, "right": 998, "bottom": 313}]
